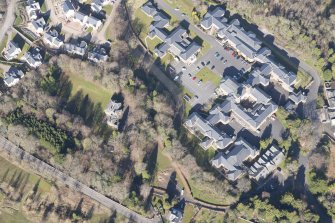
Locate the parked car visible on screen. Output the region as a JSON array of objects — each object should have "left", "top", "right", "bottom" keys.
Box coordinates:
[
  {"left": 192, "top": 76, "right": 196, "bottom": 80},
  {"left": 211, "top": 65, "right": 215, "bottom": 70},
  {"left": 236, "top": 55, "right": 240, "bottom": 59},
  {"left": 188, "top": 73, "right": 192, "bottom": 78},
  {"left": 215, "top": 52, "right": 220, "bottom": 58},
  {"left": 206, "top": 61, "right": 210, "bottom": 65},
  {"left": 220, "top": 56, "right": 224, "bottom": 61},
  {"left": 182, "top": 66, "right": 186, "bottom": 70},
  {"left": 201, "top": 61, "right": 205, "bottom": 66},
  {"left": 194, "top": 95, "right": 199, "bottom": 99},
  {"left": 196, "top": 66, "right": 200, "bottom": 70},
  {"left": 197, "top": 80, "right": 202, "bottom": 85},
  {"left": 223, "top": 60, "right": 227, "bottom": 64},
  {"left": 174, "top": 76, "right": 179, "bottom": 81}
]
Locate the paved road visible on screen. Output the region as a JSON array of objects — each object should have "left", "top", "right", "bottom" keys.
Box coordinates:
[
  {"left": 0, "top": 0, "right": 17, "bottom": 43},
  {"left": 0, "top": 136, "right": 161, "bottom": 223},
  {"left": 96, "top": 1, "right": 120, "bottom": 42}
]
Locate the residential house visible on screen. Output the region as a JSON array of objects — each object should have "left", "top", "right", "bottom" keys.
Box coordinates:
[
  {"left": 184, "top": 112, "right": 234, "bottom": 150},
  {"left": 63, "top": 0, "right": 75, "bottom": 18},
  {"left": 216, "top": 76, "right": 278, "bottom": 132},
  {"left": 30, "top": 17, "right": 46, "bottom": 35},
  {"left": 248, "top": 145, "right": 285, "bottom": 181},
  {"left": 200, "top": 7, "right": 227, "bottom": 33},
  {"left": 64, "top": 40, "right": 87, "bottom": 56},
  {"left": 217, "top": 19, "right": 262, "bottom": 62},
  {"left": 25, "top": 0, "right": 40, "bottom": 21},
  {"left": 43, "top": 29, "right": 64, "bottom": 49},
  {"left": 211, "top": 138, "right": 259, "bottom": 181},
  {"left": 153, "top": 26, "right": 201, "bottom": 64},
  {"left": 168, "top": 207, "right": 183, "bottom": 223},
  {"left": 3, "top": 67, "right": 25, "bottom": 87},
  {"left": 141, "top": 2, "right": 201, "bottom": 64},
  {"left": 91, "top": 0, "right": 114, "bottom": 12},
  {"left": 140, "top": 1, "right": 157, "bottom": 17},
  {"left": 324, "top": 81, "right": 335, "bottom": 109},
  {"left": 22, "top": 47, "right": 43, "bottom": 68},
  {"left": 88, "top": 46, "right": 108, "bottom": 62},
  {"left": 288, "top": 91, "right": 307, "bottom": 105},
  {"left": 105, "top": 100, "right": 123, "bottom": 128},
  {"left": 256, "top": 48, "right": 297, "bottom": 92},
  {"left": 2, "top": 41, "right": 21, "bottom": 61}
]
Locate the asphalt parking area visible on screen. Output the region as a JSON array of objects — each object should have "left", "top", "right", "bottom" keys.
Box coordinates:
[{"left": 172, "top": 44, "right": 252, "bottom": 106}]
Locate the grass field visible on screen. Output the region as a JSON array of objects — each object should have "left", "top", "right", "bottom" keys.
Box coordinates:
[
  {"left": 183, "top": 204, "right": 197, "bottom": 223},
  {"left": 195, "top": 67, "right": 221, "bottom": 86},
  {"left": 66, "top": 72, "right": 112, "bottom": 108},
  {"left": 294, "top": 70, "right": 313, "bottom": 89},
  {"left": 0, "top": 210, "right": 31, "bottom": 223},
  {"left": 0, "top": 34, "right": 8, "bottom": 54},
  {"left": 17, "top": 42, "right": 30, "bottom": 59},
  {"left": 103, "top": 5, "right": 113, "bottom": 15}
]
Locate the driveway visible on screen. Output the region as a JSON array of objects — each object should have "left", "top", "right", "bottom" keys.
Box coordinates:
[{"left": 0, "top": 0, "right": 17, "bottom": 43}]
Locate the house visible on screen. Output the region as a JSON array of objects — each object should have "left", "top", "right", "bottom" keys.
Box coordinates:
[
  {"left": 168, "top": 207, "right": 183, "bottom": 223},
  {"left": 153, "top": 26, "right": 201, "bottom": 64},
  {"left": 140, "top": 1, "right": 157, "bottom": 17},
  {"left": 43, "top": 29, "right": 64, "bottom": 49},
  {"left": 288, "top": 91, "right": 307, "bottom": 105},
  {"left": 30, "top": 17, "right": 46, "bottom": 34},
  {"left": 216, "top": 77, "right": 278, "bottom": 132},
  {"left": 184, "top": 112, "right": 234, "bottom": 150},
  {"left": 22, "top": 47, "right": 43, "bottom": 68},
  {"left": 217, "top": 19, "right": 262, "bottom": 62},
  {"left": 256, "top": 48, "right": 297, "bottom": 92},
  {"left": 324, "top": 81, "right": 335, "bottom": 109},
  {"left": 211, "top": 138, "right": 259, "bottom": 181},
  {"left": 200, "top": 7, "right": 227, "bottom": 33},
  {"left": 88, "top": 46, "right": 108, "bottom": 62},
  {"left": 105, "top": 100, "right": 123, "bottom": 128},
  {"left": 25, "top": 0, "right": 40, "bottom": 21},
  {"left": 63, "top": 0, "right": 75, "bottom": 18},
  {"left": 141, "top": 2, "right": 201, "bottom": 64},
  {"left": 248, "top": 145, "right": 285, "bottom": 182},
  {"left": 3, "top": 67, "right": 25, "bottom": 87},
  {"left": 86, "top": 16, "right": 102, "bottom": 30},
  {"left": 91, "top": 0, "right": 113, "bottom": 12},
  {"left": 64, "top": 40, "right": 87, "bottom": 56},
  {"left": 2, "top": 41, "right": 22, "bottom": 61}
]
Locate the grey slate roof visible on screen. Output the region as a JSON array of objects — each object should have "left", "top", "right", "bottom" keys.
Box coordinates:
[
  {"left": 2, "top": 41, "right": 21, "bottom": 61},
  {"left": 64, "top": 40, "right": 87, "bottom": 56},
  {"left": 63, "top": 0, "right": 74, "bottom": 13},
  {"left": 22, "top": 47, "right": 43, "bottom": 68},
  {"left": 140, "top": 1, "right": 157, "bottom": 17},
  {"left": 3, "top": 67, "right": 25, "bottom": 87},
  {"left": 200, "top": 7, "right": 227, "bottom": 30},
  {"left": 88, "top": 46, "right": 108, "bottom": 62},
  {"left": 43, "top": 29, "right": 63, "bottom": 48},
  {"left": 185, "top": 113, "right": 234, "bottom": 150},
  {"left": 217, "top": 19, "right": 262, "bottom": 59},
  {"left": 288, "top": 91, "right": 307, "bottom": 105},
  {"left": 219, "top": 76, "right": 243, "bottom": 98},
  {"left": 248, "top": 145, "right": 284, "bottom": 181},
  {"left": 247, "top": 64, "right": 271, "bottom": 86},
  {"left": 212, "top": 138, "right": 259, "bottom": 181}
]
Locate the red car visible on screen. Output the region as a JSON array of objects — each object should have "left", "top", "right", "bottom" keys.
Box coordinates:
[{"left": 192, "top": 76, "right": 196, "bottom": 80}]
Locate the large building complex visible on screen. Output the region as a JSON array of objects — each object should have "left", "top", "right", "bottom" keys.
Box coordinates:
[{"left": 141, "top": 2, "right": 201, "bottom": 64}]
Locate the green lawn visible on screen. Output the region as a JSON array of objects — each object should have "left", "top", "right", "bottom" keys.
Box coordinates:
[
  {"left": 183, "top": 204, "right": 196, "bottom": 223},
  {"left": 66, "top": 72, "right": 112, "bottom": 108},
  {"left": 0, "top": 156, "right": 52, "bottom": 193},
  {"left": 103, "top": 5, "right": 113, "bottom": 15},
  {"left": 146, "top": 37, "right": 162, "bottom": 54},
  {"left": 294, "top": 70, "right": 312, "bottom": 89},
  {"left": 135, "top": 8, "right": 153, "bottom": 41},
  {"left": 0, "top": 210, "right": 31, "bottom": 223},
  {"left": 0, "top": 34, "right": 8, "bottom": 53},
  {"left": 195, "top": 67, "right": 221, "bottom": 86},
  {"left": 17, "top": 42, "right": 30, "bottom": 59}
]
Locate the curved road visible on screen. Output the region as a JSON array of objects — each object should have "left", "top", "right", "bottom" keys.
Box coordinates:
[
  {"left": 0, "top": 136, "right": 161, "bottom": 223},
  {"left": 0, "top": 0, "right": 17, "bottom": 43}
]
